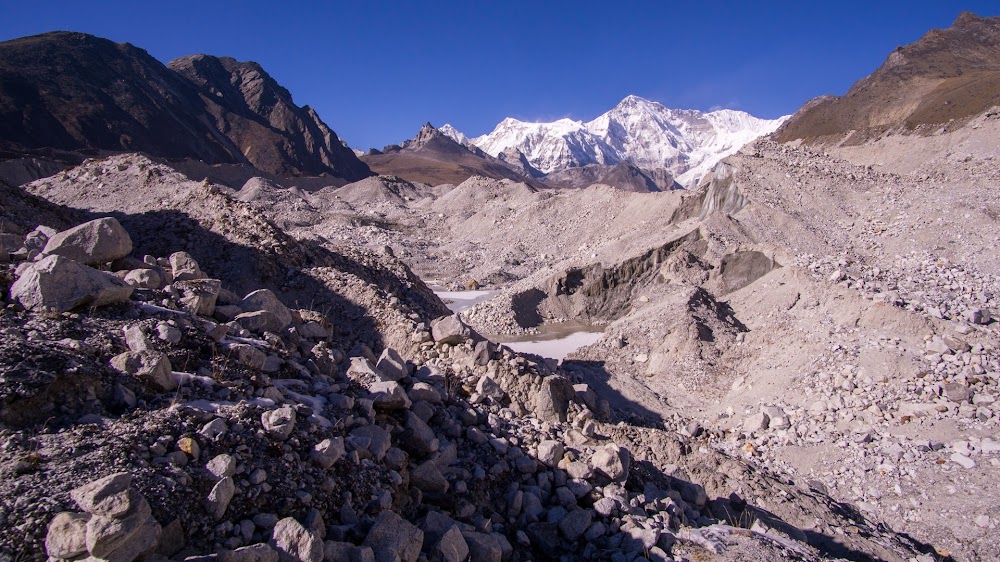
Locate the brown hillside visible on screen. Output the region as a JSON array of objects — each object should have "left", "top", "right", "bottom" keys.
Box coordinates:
[
  {"left": 774, "top": 12, "right": 1000, "bottom": 144},
  {"left": 361, "top": 123, "right": 539, "bottom": 186}
]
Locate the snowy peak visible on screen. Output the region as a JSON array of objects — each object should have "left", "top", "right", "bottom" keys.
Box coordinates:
[
  {"left": 594, "top": 94, "right": 666, "bottom": 121},
  {"left": 439, "top": 124, "right": 469, "bottom": 146},
  {"left": 464, "top": 95, "right": 787, "bottom": 186},
  {"left": 472, "top": 117, "right": 619, "bottom": 174}
]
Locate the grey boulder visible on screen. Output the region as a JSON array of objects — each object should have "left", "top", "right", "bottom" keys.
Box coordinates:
[
  {"left": 240, "top": 289, "right": 293, "bottom": 331},
  {"left": 262, "top": 406, "right": 297, "bottom": 441},
  {"left": 175, "top": 278, "right": 222, "bottom": 316},
  {"left": 363, "top": 511, "right": 423, "bottom": 562},
  {"left": 591, "top": 444, "right": 631, "bottom": 482},
  {"left": 12, "top": 255, "right": 133, "bottom": 312},
  {"left": 431, "top": 315, "right": 470, "bottom": 345},
  {"left": 269, "top": 517, "right": 324, "bottom": 562},
  {"left": 169, "top": 251, "right": 204, "bottom": 281},
  {"left": 110, "top": 351, "right": 177, "bottom": 392},
  {"left": 205, "top": 476, "right": 236, "bottom": 521},
  {"left": 70, "top": 472, "right": 136, "bottom": 518},
  {"left": 311, "top": 437, "right": 345, "bottom": 469},
  {"left": 369, "top": 381, "right": 412, "bottom": 410},
  {"left": 347, "top": 425, "right": 391, "bottom": 461},
  {"left": 220, "top": 543, "right": 280, "bottom": 562},
  {"left": 124, "top": 267, "right": 166, "bottom": 290},
  {"left": 44, "top": 512, "right": 90, "bottom": 558},
  {"left": 375, "top": 347, "right": 408, "bottom": 381},
  {"left": 535, "top": 376, "right": 575, "bottom": 422},
  {"left": 42, "top": 217, "right": 132, "bottom": 265}
]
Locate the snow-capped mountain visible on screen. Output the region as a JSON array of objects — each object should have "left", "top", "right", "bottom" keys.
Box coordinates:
[
  {"left": 470, "top": 118, "right": 619, "bottom": 173},
  {"left": 456, "top": 95, "right": 788, "bottom": 187},
  {"left": 438, "top": 124, "right": 469, "bottom": 146}
]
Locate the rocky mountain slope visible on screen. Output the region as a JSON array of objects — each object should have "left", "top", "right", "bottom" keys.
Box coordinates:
[
  {"left": 167, "top": 55, "right": 372, "bottom": 181},
  {"left": 774, "top": 12, "right": 1000, "bottom": 145},
  {"left": 0, "top": 32, "right": 371, "bottom": 182},
  {"left": 0, "top": 153, "right": 941, "bottom": 562},
  {"left": 445, "top": 95, "right": 787, "bottom": 187}
]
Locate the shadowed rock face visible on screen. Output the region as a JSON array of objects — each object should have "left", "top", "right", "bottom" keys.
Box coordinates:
[
  {"left": 168, "top": 54, "right": 372, "bottom": 180},
  {"left": 774, "top": 12, "right": 1000, "bottom": 144},
  {"left": 0, "top": 32, "right": 372, "bottom": 181}
]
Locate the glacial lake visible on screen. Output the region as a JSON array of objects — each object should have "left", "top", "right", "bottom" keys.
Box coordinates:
[
  {"left": 435, "top": 289, "right": 498, "bottom": 313},
  {"left": 492, "top": 322, "right": 605, "bottom": 362},
  {"left": 434, "top": 290, "right": 605, "bottom": 361}
]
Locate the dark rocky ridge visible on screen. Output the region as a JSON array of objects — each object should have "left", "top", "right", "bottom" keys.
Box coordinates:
[
  {"left": 775, "top": 12, "right": 1000, "bottom": 144},
  {"left": 0, "top": 32, "right": 372, "bottom": 181},
  {"left": 167, "top": 55, "right": 372, "bottom": 180},
  {"left": 497, "top": 147, "right": 545, "bottom": 179}
]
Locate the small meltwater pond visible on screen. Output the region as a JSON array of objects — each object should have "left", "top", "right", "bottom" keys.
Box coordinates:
[
  {"left": 434, "top": 289, "right": 603, "bottom": 361},
  {"left": 436, "top": 289, "right": 498, "bottom": 313},
  {"left": 492, "top": 322, "right": 604, "bottom": 362}
]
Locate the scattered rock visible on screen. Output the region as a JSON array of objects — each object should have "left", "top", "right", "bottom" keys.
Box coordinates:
[
  {"left": 44, "top": 512, "right": 90, "bottom": 558},
  {"left": 591, "top": 444, "right": 631, "bottom": 482},
  {"left": 375, "top": 347, "right": 408, "bottom": 381},
  {"left": 124, "top": 267, "right": 166, "bottom": 289},
  {"left": 206, "top": 454, "right": 237, "bottom": 480},
  {"left": 175, "top": 278, "right": 222, "bottom": 316},
  {"left": 536, "top": 440, "right": 564, "bottom": 467},
  {"left": 262, "top": 406, "right": 297, "bottom": 441},
  {"left": 170, "top": 251, "right": 204, "bottom": 281},
  {"left": 205, "top": 476, "right": 236, "bottom": 521},
  {"left": 944, "top": 383, "right": 973, "bottom": 403},
  {"left": 558, "top": 509, "right": 592, "bottom": 541},
  {"left": 431, "top": 315, "right": 469, "bottom": 345},
  {"left": 269, "top": 517, "right": 324, "bottom": 562},
  {"left": 363, "top": 511, "right": 423, "bottom": 562},
  {"left": 348, "top": 425, "right": 392, "bottom": 461},
  {"left": 950, "top": 453, "right": 976, "bottom": 469},
  {"left": 311, "top": 437, "right": 345, "bottom": 469},
  {"left": 220, "top": 543, "right": 280, "bottom": 562},
  {"left": 110, "top": 350, "right": 177, "bottom": 392},
  {"left": 70, "top": 472, "right": 135, "bottom": 518},
  {"left": 241, "top": 289, "right": 293, "bottom": 331},
  {"left": 535, "top": 376, "right": 575, "bottom": 422},
  {"left": 476, "top": 375, "right": 506, "bottom": 402},
  {"left": 368, "top": 381, "right": 412, "bottom": 410},
  {"left": 411, "top": 460, "right": 449, "bottom": 494}
]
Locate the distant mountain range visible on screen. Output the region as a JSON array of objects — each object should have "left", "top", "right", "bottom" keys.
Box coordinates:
[
  {"left": 442, "top": 95, "right": 787, "bottom": 186},
  {"left": 0, "top": 32, "right": 372, "bottom": 182},
  {"left": 361, "top": 122, "right": 683, "bottom": 192},
  {"left": 0, "top": 33, "right": 788, "bottom": 191}
]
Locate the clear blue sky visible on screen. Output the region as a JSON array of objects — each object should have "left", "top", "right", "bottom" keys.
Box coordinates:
[{"left": 3, "top": 1, "right": 998, "bottom": 150}]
